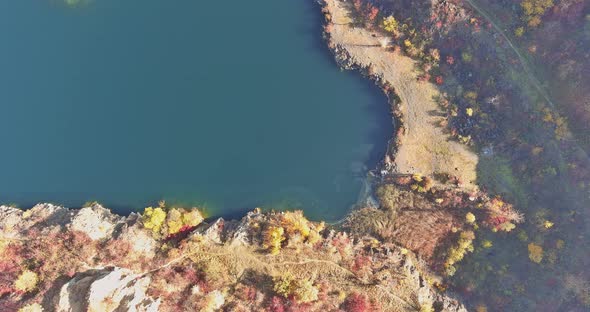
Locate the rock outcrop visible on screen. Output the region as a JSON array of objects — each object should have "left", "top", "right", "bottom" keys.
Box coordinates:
[
  {"left": 0, "top": 204, "right": 466, "bottom": 311},
  {"left": 68, "top": 205, "right": 121, "bottom": 241},
  {"left": 56, "top": 267, "right": 160, "bottom": 312}
]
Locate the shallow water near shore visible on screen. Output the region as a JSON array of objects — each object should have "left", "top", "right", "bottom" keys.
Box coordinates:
[{"left": 0, "top": 0, "right": 391, "bottom": 220}]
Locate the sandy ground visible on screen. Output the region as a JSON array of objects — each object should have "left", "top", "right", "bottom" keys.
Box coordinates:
[{"left": 325, "top": 0, "right": 478, "bottom": 189}]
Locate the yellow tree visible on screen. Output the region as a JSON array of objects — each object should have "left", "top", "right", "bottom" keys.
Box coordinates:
[
  {"left": 383, "top": 16, "right": 399, "bottom": 33},
  {"left": 263, "top": 226, "right": 285, "bottom": 255}
]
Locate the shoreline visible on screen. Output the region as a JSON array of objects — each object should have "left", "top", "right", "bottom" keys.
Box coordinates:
[
  {"left": 0, "top": 203, "right": 467, "bottom": 311},
  {"left": 0, "top": 0, "right": 498, "bottom": 259},
  {"left": 0, "top": 1, "right": 522, "bottom": 311},
  {"left": 2, "top": 0, "right": 588, "bottom": 310},
  {"left": 0, "top": 0, "right": 511, "bottom": 267},
  {"left": 320, "top": 0, "right": 479, "bottom": 192}
]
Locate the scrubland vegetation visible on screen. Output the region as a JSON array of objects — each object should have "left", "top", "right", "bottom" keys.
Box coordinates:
[
  {"left": 331, "top": 0, "right": 589, "bottom": 310},
  {"left": 1, "top": 1, "right": 587, "bottom": 311},
  {"left": 346, "top": 174, "right": 523, "bottom": 276},
  {"left": 0, "top": 204, "right": 462, "bottom": 311}
]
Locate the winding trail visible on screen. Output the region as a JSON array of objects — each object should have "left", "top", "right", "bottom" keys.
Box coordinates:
[
  {"left": 462, "top": 0, "right": 556, "bottom": 109},
  {"left": 141, "top": 244, "right": 416, "bottom": 310},
  {"left": 324, "top": 0, "right": 479, "bottom": 189}
]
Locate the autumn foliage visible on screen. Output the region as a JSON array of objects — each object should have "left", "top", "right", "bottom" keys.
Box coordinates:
[
  {"left": 141, "top": 204, "right": 204, "bottom": 239},
  {"left": 343, "top": 293, "right": 374, "bottom": 312}
]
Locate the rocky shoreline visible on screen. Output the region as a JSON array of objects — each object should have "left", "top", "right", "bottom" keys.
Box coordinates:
[
  {"left": 0, "top": 1, "right": 529, "bottom": 311},
  {"left": 0, "top": 203, "right": 467, "bottom": 311},
  {"left": 318, "top": 0, "right": 524, "bottom": 283},
  {"left": 324, "top": 19, "right": 403, "bottom": 177},
  {"left": 320, "top": 0, "right": 478, "bottom": 191}
]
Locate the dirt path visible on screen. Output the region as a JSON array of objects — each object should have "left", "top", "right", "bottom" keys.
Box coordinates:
[
  {"left": 324, "top": 0, "right": 478, "bottom": 189},
  {"left": 147, "top": 243, "right": 418, "bottom": 311},
  {"left": 462, "top": 0, "right": 556, "bottom": 110}
]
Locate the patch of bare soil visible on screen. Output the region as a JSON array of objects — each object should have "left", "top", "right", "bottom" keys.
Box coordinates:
[{"left": 324, "top": 0, "right": 478, "bottom": 190}]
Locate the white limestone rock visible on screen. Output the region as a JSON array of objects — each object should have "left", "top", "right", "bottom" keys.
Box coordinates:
[
  {"left": 56, "top": 267, "right": 160, "bottom": 312},
  {"left": 69, "top": 205, "right": 121, "bottom": 241}
]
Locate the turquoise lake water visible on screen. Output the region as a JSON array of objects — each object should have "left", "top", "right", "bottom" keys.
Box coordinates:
[{"left": 0, "top": 0, "right": 392, "bottom": 220}]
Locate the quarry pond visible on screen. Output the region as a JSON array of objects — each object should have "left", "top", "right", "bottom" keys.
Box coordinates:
[
  {"left": 0, "top": 0, "right": 392, "bottom": 220},
  {"left": 2, "top": 0, "right": 590, "bottom": 311}
]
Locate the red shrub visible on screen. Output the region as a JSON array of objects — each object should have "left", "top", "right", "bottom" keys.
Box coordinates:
[
  {"left": 418, "top": 73, "right": 432, "bottom": 82},
  {"left": 0, "top": 281, "right": 13, "bottom": 297},
  {"left": 0, "top": 300, "right": 19, "bottom": 312},
  {"left": 395, "top": 176, "right": 413, "bottom": 185},
  {"left": 165, "top": 225, "right": 198, "bottom": 240},
  {"left": 344, "top": 293, "right": 371, "bottom": 312},
  {"left": 331, "top": 232, "right": 352, "bottom": 257},
  {"left": 316, "top": 280, "right": 330, "bottom": 301},
  {"left": 268, "top": 296, "right": 286, "bottom": 312},
  {"left": 288, "top": 302, "right": 313, "bottom": 312},
  {"left": 352, "top": 255, "right": 372, "bottom": 273},
  {"left": 0, "top": 261, "right": 17, "bottom": 273},
  {"left": 367, "top": 6, "right": 379, "bottom": 24},
  {"left": 236, "top": 284, "right": 258, "bottom": 302},
  {"left": 353, "top": 0, "right": 362, "bottom": 12}
]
